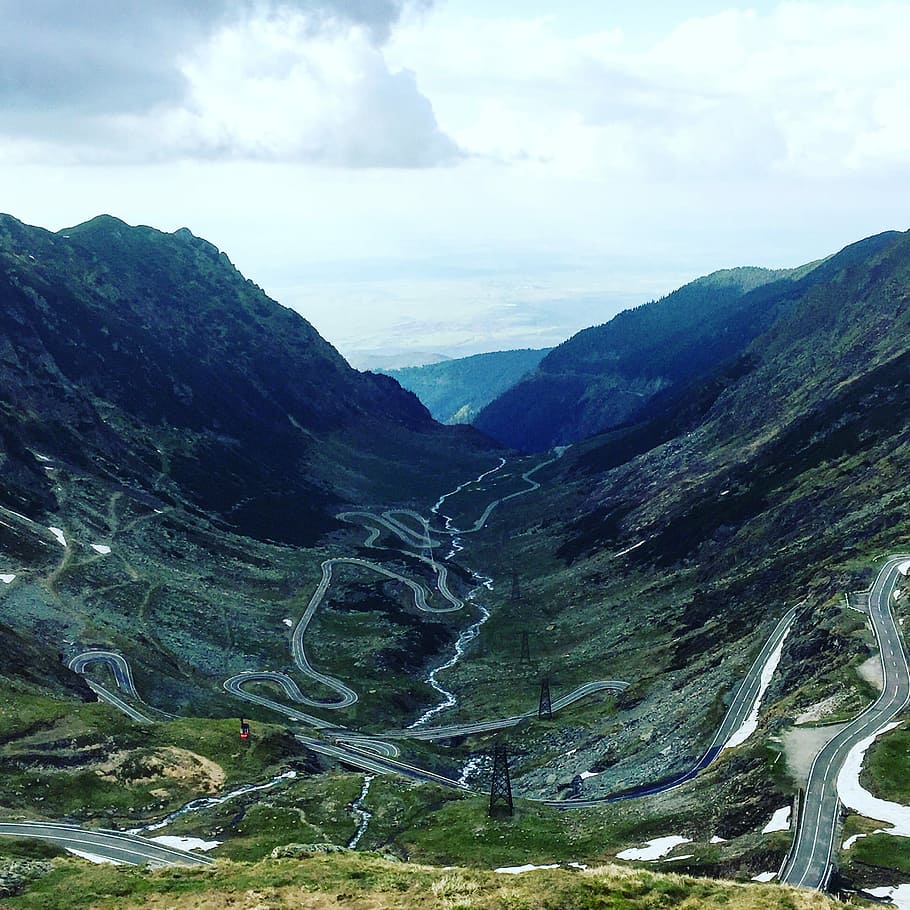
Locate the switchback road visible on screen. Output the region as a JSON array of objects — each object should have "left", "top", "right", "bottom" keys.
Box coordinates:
[
  {"left": 781, "top": 555, "right": 910, "bottom": 890},
  {"left": 0, "top": 822, "right": 213, "bottom": 867}
]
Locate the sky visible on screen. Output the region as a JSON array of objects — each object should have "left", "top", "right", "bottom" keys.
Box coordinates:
[{"left": 2, "top": 1, "right": 909, "bottom": 367}]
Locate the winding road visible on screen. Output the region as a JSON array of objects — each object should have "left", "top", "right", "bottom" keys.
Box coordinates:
[
  {"left": 0, "top": 822, "right": 212, "bottom": 867},
  {"left": 49, "top": 452, "right": 901, "bottom": 885},
  {"left": 67, "top": 650, "right": 155, "bottom": 724},
  {"left": 781, "top": 555, "right": 910, "bottom": 890}
]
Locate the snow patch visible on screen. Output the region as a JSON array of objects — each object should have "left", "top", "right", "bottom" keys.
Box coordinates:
[
  {"left": 617, "top": 836, "right": 691, "bottom": 861},
  {"left": 579, "top": 770, "right": 599, "bottom": 780},
  {"left": 868, "top": 885, "right": 910, "bottom": 909},
  {"left": 843, "top": 833, "right": 868, "bottom": 849},
  {"left": 898, "top": 561, "right": 910, "bottom": 576},
  {"left": 724, "top": 627, "right": 790, "bottom": 750},
  {"left": 751, "top": 871, "right": 776, "bottom": 882},
  {"left": 762, "top": 806, "right": 791, "bottom": 833},
  {"left": 91, "top": 544, "right": 111, "bottom": 555},
  {"left": 48, "top": 526, "right": 67, "bottom": 547},
  {"left": 709, "top": 835, "right": 726, "bottom": 844},
  {"left": 837, "top": 721, "right": 910, "bottom": 835},
  {"left": 0, "top": 574, "right": 15, "bottom": 584},
  {"left": 495, "top": 863, "right": 559, "bottom": 874},
  {"left": 613, "top": 540, "right": 645, "bottom": 559},
  {"left": 150, "top": 835, "right": 220, "bottom": 852},
  {"left": 282, "top": 618, "right": 293, "bottom": 627}
]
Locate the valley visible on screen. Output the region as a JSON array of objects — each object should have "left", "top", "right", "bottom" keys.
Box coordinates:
[
  {"left": 4, "top": 216, "right": 910, "bottom": 908},
  {"left": 2, "top": 445, "right": 906, "bottom": 904}
]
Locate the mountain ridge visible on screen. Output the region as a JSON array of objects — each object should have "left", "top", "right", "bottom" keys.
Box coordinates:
[
  {"left": 471, "top": 259, "right": 836, "bottom": 450},
  {"left": 0, "top": 213, "right": 492, "bottom": 546}
]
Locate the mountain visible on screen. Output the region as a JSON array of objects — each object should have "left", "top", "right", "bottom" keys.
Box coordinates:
[
  {"left": 6, "top": 217, "right": 910, "bottom": 890},
  {"left": 0, "top": 214, "right": 491, "bottom": 547},
  {"left": 467, "top": 228, "right": 910, "bottom": 825},
  {"left": 472, "top": 262, "right": 826, "bottom": 451},
  {"left": 380, "top": 347, "right": 551, "bottom": 424}
]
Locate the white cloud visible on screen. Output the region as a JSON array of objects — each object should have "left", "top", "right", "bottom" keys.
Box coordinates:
[
  {"left": 388, "top": 2, "right": 910, "bottom": 180},
  {"left": 0, "top": 1, "right": 456, "bottom": 168},
  {"left": 166, "top": 14, "right": 460, "bottom": 166}
]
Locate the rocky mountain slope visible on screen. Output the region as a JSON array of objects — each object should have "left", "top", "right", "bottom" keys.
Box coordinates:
[
  {"left": 457, "top": 227, "right": 910, "bottom": 832},
  {"left": 472, "top": 256, "right": 848, "bottom": 450},
  {"left": 381, "top": 347, "right": 550, "bottom": 424},
  {"left": 0, "top": 213, "right": 494, "bottom": 704},
  {"left": 0, "top": 214, "right": 491, "bottom": 547}
]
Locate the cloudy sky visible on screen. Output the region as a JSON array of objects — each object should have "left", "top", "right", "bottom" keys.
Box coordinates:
[{"left": 2, "top": 1, "right": 909, "bottom": 366}]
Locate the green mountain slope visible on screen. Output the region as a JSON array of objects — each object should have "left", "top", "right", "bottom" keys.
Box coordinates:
[
  {"left": 0, "top": 213, "right": 494, "bottom": 710},
  {"left": 472, "top": 262, "right": 827, "bottom": 451},
  {"left": 381, "top": 347, "right": 550, "bottom": 424},
  {"left": 453, "top": 228, "right": 910, "bottom": 856}
]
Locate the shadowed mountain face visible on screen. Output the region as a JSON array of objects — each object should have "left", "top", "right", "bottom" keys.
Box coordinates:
[
  {"left": 0, "top": 214, "right": 490, "bottom": 545},
  {"left": 473, "top": 237, "right": 905, "bottom": 452},
  {"left": 548, "top": 229, "right": 910, "bottom": 562}
]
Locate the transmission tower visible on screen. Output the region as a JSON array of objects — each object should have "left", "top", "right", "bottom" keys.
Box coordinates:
[
  {"left": 519, "top": 629, "right": 530, "bottom": 663},
  {"left": 538, "top": 675, "right": 553, "bottom": 719},
  {"left": 511, "top": 566, "right": 521, "bottom": 602},
  {"left": 488, "top": 744, "right": 513, "bottom": 816}
]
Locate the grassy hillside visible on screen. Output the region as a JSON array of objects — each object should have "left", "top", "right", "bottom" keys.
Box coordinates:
[{"left": 0, "top": 851, "right": 839, "bottom": 909}]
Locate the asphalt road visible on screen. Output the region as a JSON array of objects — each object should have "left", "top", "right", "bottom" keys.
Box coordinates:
[
  {"left": 68, "top": 650, "right": 155, "bottom": 724},
  {"left": 539, "top": 605, "right": 798, "bottom": 807},
  {"left": 0, "top": 822, "right": 213, "bottom": 867},
  {"left": 384, "top": 679, "right": 630, "bottom": 741},
  {"left": 781, "top": 555, "right": 910, "bottom": 890},
  {"left": 292, "top": 609, "right": 797, "bottom": 810}
]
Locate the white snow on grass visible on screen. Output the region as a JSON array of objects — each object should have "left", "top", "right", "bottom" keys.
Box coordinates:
[
  {"left": 91, "top": 544, "right": 111, "bottom": 555},
  {"left": 2, "top": 507, "right": 37, "bottom": 524},
  {"left": 617, "top": 836, "right": 691, "bottom": 861},
  {"left": 723, "top": 627, "right": 790, "bottom": 750},
  {"left": 868, "top": 885, "right": 910, "bottom": 909},
  {"left": 663, "top": 854, "right": 694, "bottom": 862},
  {"left": 843, "top": 833, "right": 868, "bottom": 849},
  {"left": 66, "top": 849, "right": 123, "bottom": 865},
  {"left": 150, "top": 835, "right": 220, "bottom": 852},
  {"left": 495, "top": 863, "right": 559, "bottom": 874},
  {"left": 0, "top": 574, "right": 15, "bottom": 584},
  {"left": 762, "top": 806, "right": 791, "bottom": 833},
  {"left": 837, "top": 721, "right": 910, "bottom": 835},
  {"left": 493, "top": 861, "right": 587, "bottom": 874},
  {"left": 48, "top": 526, "right": 67, "bottom": 547},
  {"left": 898, "top": 561, "right": 910, "bottom": 576},
  {"left": 579, "top": 770, "right": 599, "bottom": 780},
  {"left": 282, "top": 618, "right": 293, "bottom": 627},
  {"left": 751, "top": 871, "right": 776, "bottom": 882},
  {"left": 612, "top": 540, "right": 645, "bottom": 559},
  {"left": 709, "top": 836, "right": 727, "bottom": 844}
]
